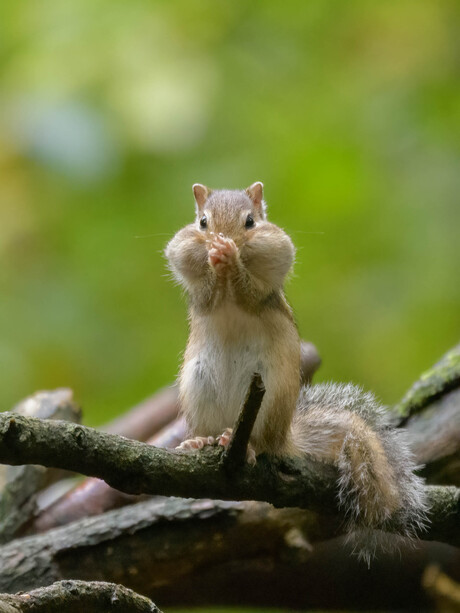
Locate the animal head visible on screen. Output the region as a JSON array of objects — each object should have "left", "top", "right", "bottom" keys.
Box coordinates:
[{"left": 192, "top": 182, "right": 266, "bottom": 246}]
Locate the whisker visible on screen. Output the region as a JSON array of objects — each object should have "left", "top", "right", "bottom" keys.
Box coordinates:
[
  {"left": 133, "top": 233, "right": 172, "bottom": 239},
  {"left": 290, "top": 231, "right": 325, "bottom": 235}
]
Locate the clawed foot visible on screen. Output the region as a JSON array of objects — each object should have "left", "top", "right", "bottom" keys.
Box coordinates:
[
  {"left": 176, "top": 435, "right": 215, "bottom": 451},
  {"left": 176, "top": 429, "right": 257, "bottom": 465},
  {"left": 217, "top": 427, "right": 257, "bottom": 465},
  {"left": 216, "top": 427, "right": 233, "bottom": 447},
  {"left": 207, "top": 233, "right": 238, "bottom": 271}
]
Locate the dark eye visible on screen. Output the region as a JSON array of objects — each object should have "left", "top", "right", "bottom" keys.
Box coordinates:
[
  {"left": 245, "top": 214, "right": 254, "bottom": 228},
  {"left": 200, "top": 215, "right": 207, "bottom": 229}
]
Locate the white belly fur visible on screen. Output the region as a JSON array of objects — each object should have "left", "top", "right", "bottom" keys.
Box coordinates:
[{"left": 180, "top": 303, "right": 271, "bottom": 436}]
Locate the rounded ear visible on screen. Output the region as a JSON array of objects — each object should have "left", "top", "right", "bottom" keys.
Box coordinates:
[
  {"left": 192, "top": 184, "right": 211, "bottom": 213},
  {"left": 246, "top": 182, "right": 266, "bottom": 216}
]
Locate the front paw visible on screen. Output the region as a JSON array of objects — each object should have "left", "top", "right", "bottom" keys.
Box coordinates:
[
  {"left": 176, "top": 435, "right": 215, "bottom": 451},
  {"left": 208, "top": 234, "right": 238, "bottom": 271}
]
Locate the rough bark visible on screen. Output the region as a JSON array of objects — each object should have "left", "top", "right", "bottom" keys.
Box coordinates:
[
  {"left": 30, "top": 419, "right": 187, "bottom": 533},
  {"left": 0, "top": 409, "right": 458, "bottom": 544},
  {"left": 0, "top": 498, "right": 295, "bottom": 594},
  {"left": 0, "top": 580, "right": 160, "bottom": 612},
  {"left": 30, "top": 380, "right": 460, "bottom": 534},
  {"left": 0, "top": 410, "right": 337, "bottom": 509},
  {"left": 0, "top": 389, "right": 81, "bottom": 543},
  {"left": 0, "top": 341, "right": 459, "bottom": 610},
  {"left": 0, "top": 496, "right": 458, "bottom": 610},
  {"left": 405, "top": 387, "right": 460, "bottom": 486}
]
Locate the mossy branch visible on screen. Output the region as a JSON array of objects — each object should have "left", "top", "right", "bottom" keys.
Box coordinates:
[
  {"left": 0, "top": 410, "right": 337, "bottom": 510},
  {"left": 0, "top": 411, "right": 458, "bottom": 545}
]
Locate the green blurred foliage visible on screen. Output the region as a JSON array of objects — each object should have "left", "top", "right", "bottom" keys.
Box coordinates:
[{"left": 0, "top": 0, "right": 459, "bottom": 425}]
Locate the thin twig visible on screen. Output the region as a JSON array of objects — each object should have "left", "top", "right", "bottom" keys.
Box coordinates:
[{"left": 223, "top": 373, "right": 265, "bottom": 470}]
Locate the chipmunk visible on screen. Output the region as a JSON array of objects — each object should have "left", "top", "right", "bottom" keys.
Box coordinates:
[{"left": 165, "top": 182, "right": 428, "bottom": 562}]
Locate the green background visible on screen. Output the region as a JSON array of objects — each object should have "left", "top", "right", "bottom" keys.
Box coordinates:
[{"left": 0, "top": 1, "right": 459, "bottom": 425}]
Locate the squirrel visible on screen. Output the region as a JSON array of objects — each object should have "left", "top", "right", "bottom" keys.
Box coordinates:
[{"left": 165, "top": 182, "right": 428, "bottom": 563}]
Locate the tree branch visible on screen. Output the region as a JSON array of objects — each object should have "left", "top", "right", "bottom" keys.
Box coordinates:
[
  {"left": 0, "top": 580, "right": 161, "bottom": 612},
  {"left": 0, "top": 498, "right": 317, "bottom": 595},
  {"left": 223, "top": 373, "right": 265, "bottom": 470},
  {"left": 394, "top": 343, "right": 460, "bottom": 423},
  {"left": 0, "top": 410, "right": 337, "bottom": 510},
  {"left": 0, "top": 389, "right": 81, "bottom": 543},
  {"left": 0, "top": 495, "right": 457, "bottom": 607},
  {"left": 0, "top": 411, "right": 458, "bottom": 544},
  {"left": 30, "top": 418, "right": 187, "bottom": 534}
]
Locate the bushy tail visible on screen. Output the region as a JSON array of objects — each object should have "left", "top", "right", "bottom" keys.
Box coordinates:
[{"left": 291, "top": 383, "right": 429, "bottom": 564}]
